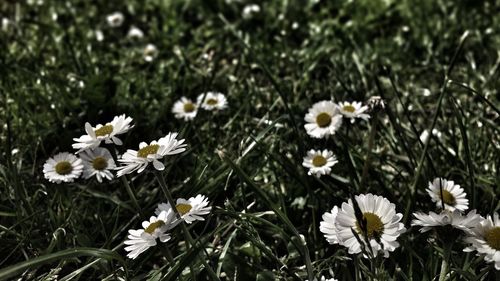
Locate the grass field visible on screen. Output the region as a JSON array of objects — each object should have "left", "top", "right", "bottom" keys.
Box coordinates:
[{"left": 0, "top": 0, "right": 499, "bottom": 280}]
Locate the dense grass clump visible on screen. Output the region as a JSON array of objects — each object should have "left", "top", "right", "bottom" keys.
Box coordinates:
[{"left": 0, "top": 0, "right": 499, "bottom": 280}]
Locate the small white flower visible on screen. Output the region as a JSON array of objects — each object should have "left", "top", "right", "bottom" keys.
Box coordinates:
[
  {"left": 302, "top": 149, "right": 338, "bottom": 178},
  {"left": 156, "top": 194, "right": 211, "bottom": 224},
  {"left": 411, "top": 209, "right": 482, "bottom": 234},
  {"left": 72, "top": 115, "right": 134, "bottom": 153},
  {"left": 304, "top": 101, "right": 343, "bottom": 139},
  {"left": 426, "top": 178, "right": 468, "bottom": 212},
  {"left": 337, "top": 101, "right": 370, "bottom": 123},
  {"left": 419, "top": 129, "right": 442, "bottom": 144},
  {"left": 43, "top": 152, "right": 84, "bottom": 184},
  {"left": 464, "top": 213, "right": 500, "bottom": 270},
  {"left": 116, "top": 133, "right": 187, "bottom": 177},
  {"left": 79, "top": 147, "right": 116, "bottom": 182},
  {"left": 143, "top": 44, "right": 158, "bottom": 62},
  {"left": 242, "top": 4, "right": 261, "bottom": 19},
  {"left": 124, "top": 209, "right": 176, "bottom": 259},
  {"left": 320, "top": 206, "right": 340, "bottom": 245},
  {"left": 335, "top": 194, "right": 406, "bottom": 258},
  {"left": 172, "top": 97, "right": 198, "bottom": 121},
  {"left": 127, "top": 26, "right": 144, "bottom": 40},
  {"left": 197, "top": 92, "right": 227, "bottom": 111},
  {"left": 106, "top": 12, "right": 124, "bottom": 28},
  {"left": 95, "top": 30, "right": 104, "bottom": 42}
]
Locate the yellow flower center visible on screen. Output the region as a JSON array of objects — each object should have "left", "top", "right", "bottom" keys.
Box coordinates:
[
  {"left": 312, "top": 155, "right": 327, "bottom": 167},
  {"left": 485, "top": 227, "right": 500, "bottom": 251},
  {"left": 356, "top": 212, "right": 384, "bottom": 239},
  {"left": 92, "top": 157, "right": 108, "bottom": 170},
  {"left": 206, "top": 98, "right": 218, "bottom": 105},
  {"left": 441, "top": 190, "right": 456, "bottom": 206},
  {"left": 176, "top": 203, "right": 192, "bottom": 215},
  {"left": 137, "top": 144, "right": 160, "bottom": 158},
  {"left": 55, "top": 161, "right": 73, "bottom": 175},
  {"left": 342, "top": 105, "right": 356, "bottom": 113},
  {"left": 94, "top": 125, "right": 113, "bottom": 137},
  {"left": 144, "top": 220, "right": 165, "bottom": 234},
  {"left": 183, "top": 102, "right": 196, "bottom": 112},
  {"left": 315, "top": 112, "right": 332, "bottom": 128}
]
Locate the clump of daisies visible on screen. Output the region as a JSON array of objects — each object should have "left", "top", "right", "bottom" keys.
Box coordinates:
[
  {"left": 320, "top": 193, "right": 406, "bottom": 258},
  {"left": 303, "top": 99, "right": 372, "bottom": 138},
  {"left": 302, "top": 149, "right": 338, "bottom": 177},
  {"left": 124, "top": 194, "right": 212, "bottom": 259},
  {"left": 43, "top": 114, "right": 134, "bottom": 184}
]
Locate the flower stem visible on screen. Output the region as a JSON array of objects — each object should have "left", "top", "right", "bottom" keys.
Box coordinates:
[
  {"left": 438, "top": 242, "right": 453, "bottom": 281},
  {"left": 120, "top": 176, "right": 144, "bottom": 217}
]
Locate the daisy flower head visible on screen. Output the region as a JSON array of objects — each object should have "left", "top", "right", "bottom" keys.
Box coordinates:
[
  {"left": 302, "top": 149, "right": 338, "bottom": 178},
  {"left": 106, "top": 12, "right": 124, "bottom": 28},
  {"left": 426, "top": 178, "right": 468, "bottom": 212},
  {"left": 464, "top": 213, "right": 500, "bottom": 270},
  {"left": 336, "top": 101, "right": 370, "bottom": 123},
  {"left": 172, "top": 97, "right": 198, "bottom": 121},
  {"left": 320, "top": 206, "right": 340, "bottom": 245},
  {"left": 156, "top": 194, "right": 211, "bottom": 224},
  {"left": 72, "top": 114, "right": 134, "bottom": 153},
  {"left": 143, "top": 44, "right": 158, "bottom": 62},
  {"left": 304, "top": 100, "right": 343, "bottom": 139},
  {"left": 116, "top": 133, "right": 187, "bottom": 177},
  {"left": 79, "top": 147, "right": 116, "bottom": 182},
  {"left": 43, "top": 152, "right": 84, "bottom": 184},
  {"left": 127, "top": 26, "right": 144, "bottom": 40},
  {"left": 124, "top": 209, "right": 176, "bottom": 259},
  {"left": 335, "top": 194, "right": 406, "bottom": 258},
  {"left": 411, "top": 209, "right": 481, "bottom": 234},
  {"left": 197, "top": 92, "right": 227, "bottom": 111}
]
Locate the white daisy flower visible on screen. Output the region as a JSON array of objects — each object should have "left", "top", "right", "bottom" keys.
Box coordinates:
[
  {"left": 335, "top": 194, "right": 406, "bottom": 258},
  {"left": 106, "top": 12, "right": 124, "bottom": 28},
  {"left": 143, "top": 44, "right": 158, "bottom": 62},
  {"left": 124, "top": 209, "right": 176, "bottom": 259},
  {"left": 116, "top": 133, "right": 187, "bottom": 177},
  {"left": 43, "top": 152, "right": 84, "bottom": 184},
  {"left": 337, "top": 101, "right": 370, "bottom": 123},
  {"left": 320, "top": 206, "right": 340, "bottom": 245},
  {"left": 172, "top": 97, "right": 198, "bottom": 121},
  {"left": 411, "top": 209, "right": 482, "bottom": 234},
  {"left": 304, "top": 100, "right": 343, "bottom": 139},
  {"left": 302, "top": 149, "right": 338, "bottom": 178},
  {"left": 197, "top": 92, "right": 227, "bottom": 111},
  {"left": 419, "top": 128, "right": 442, "bottom": 144},
  {"left": 127, "top": 26, "right": 144, "bottom": 40},
  {"left": 72, "top": 114, "right": 134, "bottom": 153},
  {"left": 156, "top": 194, "right": 211, "bottom": 224},
  {"left": 464, "top": 213, "right": 500, "bottom": 270},
  {"left": 79, "top": 147, "right": 116, "bottom": 183},
  {"left": 426, "top": 178, "right": 468, "bottom": 212},
  {"left": 242, "top": 4, "right": 261, "bottom": 19}
]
